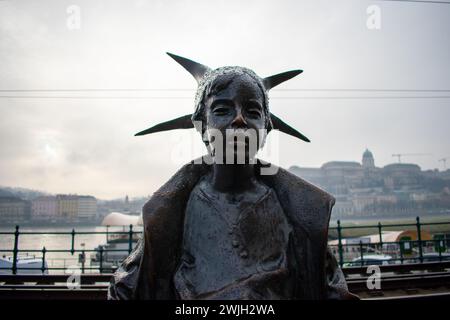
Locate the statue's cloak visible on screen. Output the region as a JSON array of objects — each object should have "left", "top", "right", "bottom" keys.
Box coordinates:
[{"left": 108, "top": 160, "right": 355, "bottom": 300}]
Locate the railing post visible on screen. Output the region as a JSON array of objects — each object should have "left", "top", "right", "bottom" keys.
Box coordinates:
[
  {"left": 71, "top": 228, "right": 75, "bottom": 255},
  {"left": 337, "top": 220, "right": 344, "bottom": 267},
  {"left": 399, "top": 244, "right": 404, "bottom": 264},
  {"left": 359, "top": 241, "right": 364, "bottom": 267},
  {"left": 416, "top": 217, "right": 423, "bottom": 263},
  {"left": 128, "top": 224, "right": 133, "bottom": 254},
  {"left": 99, "top": 246, "right": 103, "bottom": 274},
  {"left": 445, "top": 236, "right": 448, "bottom": 253},
  {"left": 81, "top": 250, "right": 85, "bottom": 274},
  {"left": 41, "top": 247, "right": 46, "bottom": 274},
  {"left": 12, "top": 225, "right": 19, "bottom": 275}
]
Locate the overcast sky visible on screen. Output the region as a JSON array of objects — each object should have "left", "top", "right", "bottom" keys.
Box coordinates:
[{"left": 1, "top": 0, "right": 449, "bottom": 199}]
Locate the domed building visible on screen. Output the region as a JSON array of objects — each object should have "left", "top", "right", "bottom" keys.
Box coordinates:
[
  {"left": 360, "top": 149, "right": 383, "bottom": 187},
  {"left": 362, "top": 149, "right": 375, "bottom": 168}
]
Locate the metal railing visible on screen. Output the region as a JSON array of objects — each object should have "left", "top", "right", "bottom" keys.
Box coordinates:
[
  {"left": 0, "top": 225, "right": 141, "bottom": 274},
  {"left": 329, "top": 216, "right": 450, "bottom": 267},
  {"left": 1, "top": 217, "right": 449, "bottom": 274}
]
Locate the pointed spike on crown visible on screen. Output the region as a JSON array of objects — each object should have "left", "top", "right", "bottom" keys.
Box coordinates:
[
  {"left": 263, "top": 69, "right": 303, "bottom": 91},
  {"left": 135, "top": 114, "right": 194, "bottom": 136},
  {"left": 135, "top": 53, "right": 309, "bottom": 143},
  {"left": 166, "top": 52, "right": 211, "bottom": 84},
  {"left": 270, "top": 113, "right": 310, "bottom": 142}
]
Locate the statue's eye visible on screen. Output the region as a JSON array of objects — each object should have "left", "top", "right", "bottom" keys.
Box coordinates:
[
  {"left": 212, "top": 105, "right": 230, "bottom": 115},
  {"left": 246, "top": 101, "right": 262, "bottom": 118},
  {"left": 247, "top": 109, "right": 262, "bottom": 118}
]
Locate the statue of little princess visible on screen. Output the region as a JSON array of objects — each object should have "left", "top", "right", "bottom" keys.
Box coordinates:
[{"left": 108, "top": 53, "right": 358, "bottom": 300}]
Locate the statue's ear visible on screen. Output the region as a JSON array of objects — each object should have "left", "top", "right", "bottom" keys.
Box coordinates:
[{"left": 263, "top": 70, "right": 303, "bottom": 91}]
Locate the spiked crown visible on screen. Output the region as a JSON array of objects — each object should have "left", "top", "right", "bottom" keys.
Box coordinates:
[{"left": 135, "top": 52, "right": 310, "bottom": 143}]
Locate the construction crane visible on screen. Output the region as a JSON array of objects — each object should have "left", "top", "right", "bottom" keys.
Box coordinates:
[
  {"left": 392, "top": 153, "right": 431, "bottom": 163},
  {"left": 439, "top": 157, "right": 450, "bottom": 170}
]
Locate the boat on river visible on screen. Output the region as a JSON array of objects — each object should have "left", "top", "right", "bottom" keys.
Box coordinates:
[
  {"left": 90, "top": 212, "right": 142, "bottom": 271},
  {"left": 0, "top": 254, "right": 48, "bottom": 275}
]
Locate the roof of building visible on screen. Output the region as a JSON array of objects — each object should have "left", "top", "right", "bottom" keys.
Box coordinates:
[
  {"left": 321, "top": 161, "right": 362, "bottom": 170},
  {"left": 33, "top": 195, "right": 57, "bottom": 201},
  {"left": 78, "top": 195, "right": 96, "bottom": 199},
  {"left": 383, "top": 163, "right": 421, "bottom": 171},
  {"left": 0, "top": 196, "right": 27, "bottom": 203}
]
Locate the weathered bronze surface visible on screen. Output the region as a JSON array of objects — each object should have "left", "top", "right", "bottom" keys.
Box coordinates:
[{"left": 108, "top": 53, "right": 358, "bottom": 300}]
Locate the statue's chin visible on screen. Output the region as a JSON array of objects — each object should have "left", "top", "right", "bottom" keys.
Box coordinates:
[
  {"left": 208, "top": 142, "right": 259, "bottom": 164},
  {"left": 213, "top": 152, "right": 258, "bottom": 165}
]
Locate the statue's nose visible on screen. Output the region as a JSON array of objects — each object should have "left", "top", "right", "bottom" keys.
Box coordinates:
[{"left": 231, "top": 110, "right": 248, "bottom": 128}]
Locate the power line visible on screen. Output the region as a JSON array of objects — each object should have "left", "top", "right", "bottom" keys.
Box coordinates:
[
  {"left": 1, "top": 88, "right": 450, "bottom": 92},
  {"left": 0, "top": 89, "right": 194, "bottom": 92},
  {"left": 1, "top": 95, "right": 450, "bottom": 99},
  {"left": 0, "top": 95, "right": 189, "bottom": 99},
  {"left": 271, "top": 96, "right": 450, "bottom": 99},
  {"left": 378, "top": 0, "right": 450, "bottom": 4},
  {"left": 271, "top": 89, "right": 450, "bottom": 92}
]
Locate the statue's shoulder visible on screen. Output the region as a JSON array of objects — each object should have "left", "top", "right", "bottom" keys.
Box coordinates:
[
  {"left": 258, "top": 162, "right": 335, "bottom": 234},
  {"left": 275, "top": 165, "right": 335, "bottom": 206},
  {"left": 258, "top": 161, "right": 335, "bottom": 204},
  {"left": 142, "top": 160, "right": 209, "bottom": 223}
]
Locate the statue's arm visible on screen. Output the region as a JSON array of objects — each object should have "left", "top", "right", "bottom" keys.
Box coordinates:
[
  {"left": 325, "top": 245, "right": 359, "bottom": 300},
  {"left": 107, "top": 235, "right": 144, "bottom": 300}
]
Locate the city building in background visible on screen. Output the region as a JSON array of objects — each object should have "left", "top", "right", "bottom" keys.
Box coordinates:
[
  {"left": 77, "top": 196, "right": 97, "bottom": 220},
  {"left": 290, "top": 149, "right": 450, "bottom": 219},
  {"left": 0, "top": 197, "right": 31, "bottom": 223},
  {"left": 31, "top": 196, "right": 57, "bottom": 220},
  {"left": 2, "top": 150, "right": 449, "bottom": 224},
  {"left": 56, "top": 195, "right": 78, "bottom": 220},
  {"left": 0, "top": 194, "right": 98, "bottom": 224}
]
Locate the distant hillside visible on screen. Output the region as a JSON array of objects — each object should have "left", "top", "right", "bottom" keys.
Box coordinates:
[{"left": 0, "top": 186, "right": 50, "bottom": 200}]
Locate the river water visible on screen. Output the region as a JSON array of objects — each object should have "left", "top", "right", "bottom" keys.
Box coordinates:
[{"left": 0, "top": 225, "right": 143, "bottom": 274}]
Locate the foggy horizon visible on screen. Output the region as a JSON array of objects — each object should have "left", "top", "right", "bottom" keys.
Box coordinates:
[
  {"left": 1, "top": 0, "right": 449, "bottom": 199},
  {"left": 0, "top": 145, "right": 447, "bottom": 201}
]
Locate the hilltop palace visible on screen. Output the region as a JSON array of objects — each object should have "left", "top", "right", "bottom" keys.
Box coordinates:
[{"left": 289, "top": 150, "right": 450, "bottom": 218}]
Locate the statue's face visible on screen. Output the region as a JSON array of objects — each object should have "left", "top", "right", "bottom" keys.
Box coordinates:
[{"left": 204, "top": 74, "right": 267, "bottom": 163}]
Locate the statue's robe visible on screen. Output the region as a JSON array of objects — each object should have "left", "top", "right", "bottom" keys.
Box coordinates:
[{"left": 108, "top": 159, "right": 357, "bottom": 300}]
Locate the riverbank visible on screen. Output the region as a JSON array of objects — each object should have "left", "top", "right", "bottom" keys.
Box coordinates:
[
  {"left": 0, "top": 219, "right": 103, "bottom": 228},
  {"left": 329, "top": 214, "right": 450, "bottom": 238}
]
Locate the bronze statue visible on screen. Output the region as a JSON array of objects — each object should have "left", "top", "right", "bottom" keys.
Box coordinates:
[{"left": 108, "top": 53, "right": 357, "bottom": 300}]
